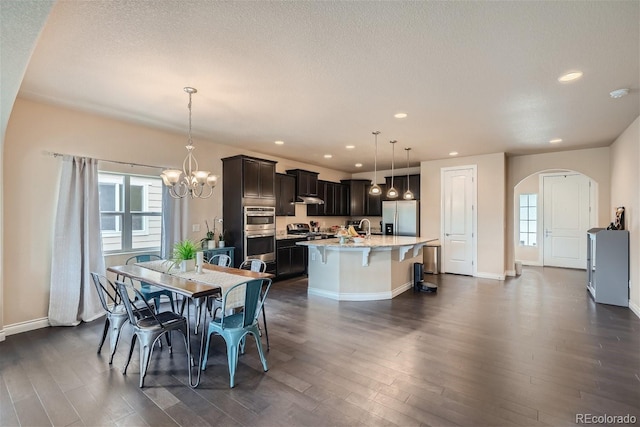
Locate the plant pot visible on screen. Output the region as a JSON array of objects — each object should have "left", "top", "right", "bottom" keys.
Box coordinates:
[
  {"left": 218, "top": 241, "right": 225, "bottom": 248},
  {"left": 180, "top": 259, "right": 196, "bottom": 272},
  {"left": 207, "top": 240, "right": 216, "bottom": 249}
]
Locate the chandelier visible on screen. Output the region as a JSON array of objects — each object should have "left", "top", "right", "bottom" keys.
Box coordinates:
[
  {"left": 368, "top": 131, "right": 382, "bottom": 196},
  {"left": 161, "top": 87, "right": 218, "bottom": 199},
  {"left": 386, "top": 140, "right": 399, "bottom": 199}
]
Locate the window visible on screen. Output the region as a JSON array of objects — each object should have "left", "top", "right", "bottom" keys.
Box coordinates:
[
  {"left": 98, "top": 172, "right": 163, "bottom": 253},
  {"left": 519, "top": 193, "right": 537, "bottom": 246}
]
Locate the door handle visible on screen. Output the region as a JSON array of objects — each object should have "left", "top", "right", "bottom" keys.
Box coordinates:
[{"left": 445, "top": 233, "right": 450, "bottom": 236}]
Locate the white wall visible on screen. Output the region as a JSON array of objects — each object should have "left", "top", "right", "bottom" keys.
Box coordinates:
[
  {"left": 609, "top": 116, "right": 640, "bottom": 315},
  {"left": 420, "top": 153, "right": 506, "bottom": 279}
]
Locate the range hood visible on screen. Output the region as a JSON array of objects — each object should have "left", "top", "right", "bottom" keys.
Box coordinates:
[{"left": 295, "top": 196, "right": 325, "bottom": 205}]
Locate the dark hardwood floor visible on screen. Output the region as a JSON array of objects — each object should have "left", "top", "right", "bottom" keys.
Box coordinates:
[{"left": 1, "top": 267, "right": 639, "bottom": 426}]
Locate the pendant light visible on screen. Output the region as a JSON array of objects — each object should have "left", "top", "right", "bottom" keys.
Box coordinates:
[
  {"left": 368, "top": 131, "right": 382, "bottom": 196},
  {"left": 403, "top": 147, "right": 414, "bottom": 200},
  {"left": 386, "top": 140, "right": 398, "bottom": 199}
]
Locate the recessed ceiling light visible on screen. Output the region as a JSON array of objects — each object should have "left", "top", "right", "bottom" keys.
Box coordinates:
[
  {"left": 355, "top": 163, "right": 363, "bottom": 168},
  {"left": 609, "top": 88, "right": 630, "bottom": 99},
  {"left": 274, "top": 140, "right": 284, "bottom": 145},
  {"left": 394, "top": 112, "right": 408, "bottom": 119},
  {"left": 558, "top": 71, "right": 583, "bottom": 83},
  {"left": 449, "top": 151, "right": 458, "bottom": 156},
  {"left": 345, "top": 145, "right": 355, "bottom": 149},
  {"left": 324, "top": 154, "right": 332, "bottom": 159},
  {"left": 549, "top": 138, "right": 563, "bottom": 144}
]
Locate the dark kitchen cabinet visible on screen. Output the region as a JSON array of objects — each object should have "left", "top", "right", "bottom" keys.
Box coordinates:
[
  {"left": 222, "top": 155, "right": 277, "bottom": 266},
  {"left": 325, "top": 182, "right": 349, "bottom": 216},
  {"left": 275, "top": 173, "right": 296, "bottom": 216},
  {"left": 342, "top": 179, "right": 370, "bottom": 217},
  {"left": 223, "top": 155, "right": 276, "bottom": 201},
  {"left": 286, "top": 169, "right": 318, "bottom": 197},
  {"left": 276, "top": 238, "right": 307, "bottom": 278},
  {"left": 385, "top": 174, "right": 420, "bottom": 200}
]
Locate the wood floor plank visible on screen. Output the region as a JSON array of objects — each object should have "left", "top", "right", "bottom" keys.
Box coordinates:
[{"left": 13, "top": 394, "right": 52, "bottom": 427}]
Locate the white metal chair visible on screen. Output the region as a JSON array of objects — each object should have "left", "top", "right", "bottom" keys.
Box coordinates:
[{"left": 116, "top": 280, "right": 190, "bottom": 388}]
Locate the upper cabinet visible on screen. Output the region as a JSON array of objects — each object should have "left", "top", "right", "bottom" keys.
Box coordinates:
[
  {"left": 365, "top": 183, "right": 385, "bottom": 216},
  {"left": 307, "top": 180, "right": 348, "bottom": 216},
  {"left": 286, "top": 169, "right": 319, "bottom": 197},
  {"left": 275, "top": 173, "right": 296, "bottom": 216},
  {"left": 341, "top": 179, "right": 369, "bottom": 217},
  {"left": 307, "top": 180, "right": 327, "bottom": 216},
  {"left": 222, "top": 155, "right": 276, "bottom": 202},
  {"left": 385, "top": 174, "right": 420, "bottom": 200}
]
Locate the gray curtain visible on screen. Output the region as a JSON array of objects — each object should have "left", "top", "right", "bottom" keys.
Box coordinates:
[
  {"left": 161, "top": 186, "right": 189, "bottom": 259},
  {"left": 48, "top": 156, "right": 105, "bottom": 326}
]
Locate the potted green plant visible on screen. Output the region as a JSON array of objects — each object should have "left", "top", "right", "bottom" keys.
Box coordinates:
[
  {"left": 200, "top": 220, "right": 215, "bottom": 249},
  {"left": 169, "top": 239, "right": 199, "bottom": 272},
  {"left": 218, "top": 229, "right": 226, "bottom": 248}
]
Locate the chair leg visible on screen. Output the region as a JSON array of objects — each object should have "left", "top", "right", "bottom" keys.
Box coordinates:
[
  {"left": 123, "top": 334, "right": 138, "bottom": 375},
  {"left": 153, "top": 297, "right": 161, "bottom": 313},
  {"left": 97, "top": 318, "right": 110, "bottom": 354},
  {"left": 166, "top": 330, "right": 173, "bottom": 352},
  {"left": 108, "top": 315, "right": 127, "bottom": 364},
  {"left": 262, "top": 307, "right": 270, "bottom": 351},
  {"left": 225, "top": 339, "right": 240, "bottom": 388},
  {"left": 139, "top": 341, "right": 151, "bottom": 388},
  {"left": 201, "top": 325, "right": 214, "bottom": 371},
  {"left": 168, "top": 293, "right": 175, "bottom": 312},
  {"left": 252, "top": 329, "right": 269, "bottom": 372}
]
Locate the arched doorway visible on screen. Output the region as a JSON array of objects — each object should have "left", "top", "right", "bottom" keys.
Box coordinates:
[{"left": 514, "top": 169, "right": 597, "bottom": 269}]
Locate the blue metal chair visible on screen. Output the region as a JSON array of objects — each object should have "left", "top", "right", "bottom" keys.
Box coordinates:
[
  {"left": 239, "top": 259, "right": 270, "bottom": 350},
  {"left": 191, "top": 253, "right": 233, "bottom": 334},
  {"left": 116, "top": 281, "right": 190, "bottom": 388},
  {"left": 125, "top": 254, "right": 175, "bottom": 313},
  {"left": 201, "top": 278, "right": 272, "bottom": 388},
  {"left": 90, "top": 272, "right": 154, "bottom": 364}
]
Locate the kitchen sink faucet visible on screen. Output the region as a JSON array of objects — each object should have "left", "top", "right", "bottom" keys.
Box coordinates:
[{"left": 359, "top": 218, "right": 371, "bottom": 239}]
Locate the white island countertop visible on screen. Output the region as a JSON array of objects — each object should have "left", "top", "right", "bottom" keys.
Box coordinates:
[
  {"left": 297, "top": 235, "right": 437, "bottom": 248},
  {"left": 298, "top": 235, "right": 437, "bottom": 301}
]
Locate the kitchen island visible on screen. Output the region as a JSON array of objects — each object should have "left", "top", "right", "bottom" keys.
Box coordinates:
[{"left": 297, "top": 236, "right": 437, "bottom": 301}]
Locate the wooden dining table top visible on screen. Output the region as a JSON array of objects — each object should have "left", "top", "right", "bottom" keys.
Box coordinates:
[{"left": 107, "top": 262, "right": 273, "bottom": 300}]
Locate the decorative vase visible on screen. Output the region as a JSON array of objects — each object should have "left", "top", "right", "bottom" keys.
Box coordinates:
[
  {"left": 207, "top": 240, "right": 215, "bottom": 249},
  {"left": 180, "top": 259, "right": 196, "bottom": 272},
  {"left": 218, "top": 241, "right": 225, "bottom": 248}
]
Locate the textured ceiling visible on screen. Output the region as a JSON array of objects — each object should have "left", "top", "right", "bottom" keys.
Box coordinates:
[{"left": 18, "top": 0, "right": 640, "bottom": 172}]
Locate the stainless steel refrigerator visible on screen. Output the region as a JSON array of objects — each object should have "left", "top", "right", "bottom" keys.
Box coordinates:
[{"left": 382, "top": 200, "right": 420, "bottom": 236}]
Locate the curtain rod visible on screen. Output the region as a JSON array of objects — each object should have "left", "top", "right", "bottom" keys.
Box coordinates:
[{"left": 44, "top": 150, "right": 167, "bottom": 170}]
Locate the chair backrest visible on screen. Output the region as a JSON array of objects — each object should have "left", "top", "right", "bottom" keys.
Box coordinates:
[
  {"left": 126, "top": 254, "right": 162, "bottom": 264},
  {"left": 207, "top": 254, "right": 232, "bottom": 267},
  {"left": 239, "top": 259, "right": 267, "bottom": 273},
  {"left": 221, "top": 279, "right": 272, "bottom": 329},
  {"left": 91, "top": 272, "right": 121, "bottom": 313},
  {"left": 115, "top": 280, "right": 164, "bottom": 327}
]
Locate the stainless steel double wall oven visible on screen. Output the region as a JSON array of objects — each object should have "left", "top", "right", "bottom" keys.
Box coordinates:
[{"left": 243, "top": 206, "right": 276, "bottom": 263}]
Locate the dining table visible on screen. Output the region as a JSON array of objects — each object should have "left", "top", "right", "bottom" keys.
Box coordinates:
[{"left": 107, "top": 259, "right": 273, "bottom": 388}]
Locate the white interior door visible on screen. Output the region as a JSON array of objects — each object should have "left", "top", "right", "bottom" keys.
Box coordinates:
[
  {"left": 442, "top": 167, "right": 475, "bottom": 275},
  {"left": 542, "top": 174, "right": 591, "bottom": 269}
]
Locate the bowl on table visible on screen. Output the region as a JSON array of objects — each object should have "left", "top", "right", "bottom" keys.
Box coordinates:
[{"left": 352, "top": 237, "right": 365, "bottom": 244}]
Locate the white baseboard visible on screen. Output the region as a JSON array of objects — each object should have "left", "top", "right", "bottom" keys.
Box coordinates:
[
  {"left": 474, "top": 272, "right": 506, "bottom": 281},
  {"left": 4, "top": 317, "right": 50, "bottom": 336},
  {"left": 629, "top": 299, "right": 640, "bottom": 319},
  {"left": 0, "top": 330, "right": 5, "bottom": 342},
  {"left": 505, "top": 270, "right": 516, "bottom": 277},
  {"left": 308, "top": 282, "right": 413, "bottom": 301},
  {"left": 522, "top": 261, "right": 542, "bottom": 266}
]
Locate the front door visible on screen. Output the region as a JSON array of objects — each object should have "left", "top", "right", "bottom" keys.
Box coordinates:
[
  {"left": 442, "top": 166, "right": 475, "bottom": 275},
  {"left": 542, "top": 173, "right": 591, "bottom": 269}
]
